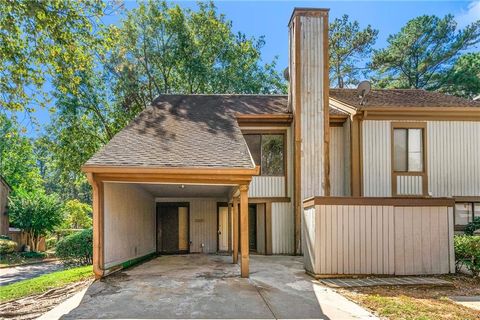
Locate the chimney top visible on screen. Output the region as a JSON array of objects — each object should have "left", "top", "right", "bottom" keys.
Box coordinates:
[{"left": 288, "top": 8, "right": 330, "bottom": 27}]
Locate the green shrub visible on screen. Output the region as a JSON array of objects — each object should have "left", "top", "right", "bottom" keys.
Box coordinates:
[
  {"left": 0, "top": 239, "right": 18, "bottom": 254},
  {"left": 0, "top": 235, "right": 11, "bottom": 240},
  {"left": 20, "top": 251, "right": 46, "bottom": 259},
  {"left": 465, "top": 217, "right": 480, "bottom": 236},
  {"left": 45, "top": 236, "right": 57, "bottom": 250},
  {"left": 454, "top": 235, "right": 480, "bottom": 277},
  {"left": 55, "top": 228, "right": 93, "bottom": 265}
]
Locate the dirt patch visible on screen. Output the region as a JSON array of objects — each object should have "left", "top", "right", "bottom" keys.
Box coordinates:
[
  {"left": 339, "top": 275, "right": 480, "bottom": 320},
  {"left": 0, "top": 280, "right": 92, "bottom": 320}
]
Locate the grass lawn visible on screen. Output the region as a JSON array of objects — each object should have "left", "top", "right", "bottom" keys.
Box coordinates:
[
  {"left": 0, "top": 265, "right": 94, "bottom": 302},
  {"left": 0, "top": 251, "right": 54, "bottom": 267},
  {"left": 339, "top": 275, "right": 480, "bottom": 320}
]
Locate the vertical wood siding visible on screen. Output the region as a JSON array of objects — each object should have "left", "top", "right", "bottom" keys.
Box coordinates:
[
  {"left": 362, "top": 120, "right": 480, "bottom": 197},
  {"left": 104, "top": 183, "right": 156, "bottom": 268},
  {"left": 428, "top": 121, "right": 480, "bottom": 197},
  {"left": 300, "top": 15, "right": 326, "bottom": 199},
  {"left": 362, "top": 121, "right": 391, "bottom": 196},
  {"left": 303, "top": 203, "right": 454, "bottom": 275},
  {"left": 343, "top": 120, "right": 352, "bottom": 196},
  {"left": 256, "top": 203, "right": 266, "bottom": 254},
  {"left": 271, "top": 202, "right": 294, "bottom": 254},
  {"left": 396, "top": 176, "right": 423, "bottom": 196},
  {"left": 249, "top": 176, "right": 286, "bottom": 197},
  {"left": 330, "top": 126, "right": 345, "bottom": 196}
]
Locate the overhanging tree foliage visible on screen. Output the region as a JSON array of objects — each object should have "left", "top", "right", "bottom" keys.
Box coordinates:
[
  {"left": 0, "top": 0, "right": 114, "bottom": 112},
  {"left": 434, "top": 53, "right": 480, "bottom": 99},
  {"left": 371, "top": 14, "right": 480, "bottom": 89},
  {"left": 329, "top": 15, "right": 378, "bottom": 88},
  {"left": 41, "top": 0, "right": 286, "bottom": 202}
]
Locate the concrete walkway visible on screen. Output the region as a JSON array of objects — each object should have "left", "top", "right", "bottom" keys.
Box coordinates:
[
  {"left": 60, "top": 255, "right": 376, "bottom": 319},
  {"left": 0, "top": 261, "right": 64, "bottom": 286}
]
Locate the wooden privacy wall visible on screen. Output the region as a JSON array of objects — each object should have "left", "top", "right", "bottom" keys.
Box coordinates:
[{"left": 302, "top": 198, "right": 455, "bottom": 276}]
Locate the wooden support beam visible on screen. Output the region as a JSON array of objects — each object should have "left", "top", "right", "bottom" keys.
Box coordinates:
[
  {"left": 265, "top": 202, "right": 273, "bottom": 255},
  {"left": 88, "top": 173, "right": 105, "bottom": 279},
  {"left": 239, "top": 185, "right": 249, "bottom": 278},
  {"left": 232, "top": 197, "right": 239, "bottom": 264}
]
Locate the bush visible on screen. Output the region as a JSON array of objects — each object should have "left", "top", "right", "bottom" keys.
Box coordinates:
[
  {"left": 56, "top": 228, "right": 93, "bottom": 266},
  {"left": 454, "top": 235, "right": 480, "bottom": 277},
  {"left": 45, "top": 236, "right": 57, "bottom": 250},
  {"left": 0, "top": 239, "right": 18, "bottom": 254},
  {"left": 20, "top": 251, "right": 46, "bottom": 259},
  {"left": 465, "top": 217, "right": 480, "bottom": 236}
]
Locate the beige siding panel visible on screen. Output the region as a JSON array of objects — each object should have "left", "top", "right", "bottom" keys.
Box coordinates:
[
  {"left": 178, "top": 207, "right": 189, "bottom": 251},
  {"left": 304, "top": 203, "right": 452, "bottom": 276},
  {"left": 343, "top": 120, "right": 352, "bottom": 196},
  {"left": 428, "top": 121, "right": 480, "bottom": 197},
  {"left": 249, "top": 176, "right": 285, "bottom": 198},
  {"left": 302, "top": 206, "right": 316, "bottom": 273},
  {"left": 299, "top": 15, "right": 326, "bottom": 199},
  {"left": 330, "top": 126, "right": 345, "bottom": 196},
  {"left": 256, "top": 203, "right": 266, "bottom": 254},
  {"left": 362, "top": 121, "right": 392, "bottom": 196},
  {"left": 156, "top": 197, "right": 222, "bottom": 254},
  {"left": 104, "top": 183, "right": 156, "bottom": 268},
  {"left": 397, "top": 175, "right": 423, "bottom": 196},
  {"left": 272, "top": 202, "right": 294, "bottom": 254}
]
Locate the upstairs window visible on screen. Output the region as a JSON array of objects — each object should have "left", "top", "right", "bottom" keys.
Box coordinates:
[
  {"left": 244, "top": 133, "right": 285, "bottom": 176},
  {"left": 393, "top": 128, "right": 424, "bottom": 172}
]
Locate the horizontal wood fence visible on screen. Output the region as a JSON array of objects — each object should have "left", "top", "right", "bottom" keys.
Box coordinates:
[{"left": 302, "top": 197, "right": 455, "bottom": 276}]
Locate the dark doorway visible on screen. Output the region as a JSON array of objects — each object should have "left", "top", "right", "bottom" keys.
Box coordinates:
[
  {"left": 156, "top": 203, "right": 189, "bottom": 254},
  {"left": 248, "top": 204, "right": 257, "bottom": 251}
]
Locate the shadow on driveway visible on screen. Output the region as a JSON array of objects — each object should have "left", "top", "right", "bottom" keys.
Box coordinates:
[{"left": 61, "top": 255, "right": 375, "bottom": 319}]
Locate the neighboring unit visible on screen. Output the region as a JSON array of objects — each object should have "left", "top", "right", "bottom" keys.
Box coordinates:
[
  {"left": 83, "top": 8, "right": 480, "bottom": 279},
  {"left": 0, "top": 175, "right": 11, "bottom": 236}
]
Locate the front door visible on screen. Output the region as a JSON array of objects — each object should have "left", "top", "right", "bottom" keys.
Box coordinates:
[
  {"left": 157, "top": 203, "right": 189, "bottom": 254},
  {"left": 218, "top": 205, "right": 229, "bottom": 252},
  {"left": 248, "top": 204, "right": 257, "bottom": 251}
]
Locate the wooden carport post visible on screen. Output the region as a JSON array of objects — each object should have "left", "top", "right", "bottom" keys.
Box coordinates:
[
  {"left": 232, "top": 197, "right": 239, "bottom": 264},
  {"left": 87, "top": 173, "right": 105, "bottom": 279},
  {"left": 239, "top": 184, "right": 249, "bottom": 278}
]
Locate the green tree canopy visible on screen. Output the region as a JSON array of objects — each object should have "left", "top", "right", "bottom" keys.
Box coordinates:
[
  {"left": 329, "top": 15, "right": 378, "bottom": 88},
  {"left": 41, "top": 0, "right": 286, "bottom": 202},
  {"left": 0, "top": 0, "right": 113, "bottom": 112},
  {"left": 62, "top": 199, "right": 92, "bottom": 229},
  {"left": 0, "top": 114, "right": 43, "bottom": 191},
  {"left": 434, "top": 53, "right": 480, "bottom": 99},
  {"left": 9, "top": 189, "right": 63, "bottom": 251},
  {"left": 371, "top": 14, "right": 480, "bottom": 89}
]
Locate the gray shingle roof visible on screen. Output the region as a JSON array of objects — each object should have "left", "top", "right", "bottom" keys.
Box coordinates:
[
  {"left": 85, "top": 95, "right": 289, "bottom": 169},
  {"left": 330, "top": 89, "right": 480, "bottom": 108}
]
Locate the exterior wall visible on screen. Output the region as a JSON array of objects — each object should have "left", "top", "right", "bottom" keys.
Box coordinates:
[
  {"left": 249, "top": 177, "right": 285, "bottom": 198},
  {"left": 0, "top": 181, "right": 9, "bottom": 236},
  {"left": 330, "top": 126, "right": 346, "bottom": 196},
  {"left": 362, "top": 120, "right": 392, "bottom": 196},
  {"left": 428, "top": 121, "right": 480, "bottom": 197},
  {"left": 271, "top": 202, "right": 294, "bottom": 254},
  {"left": 156, "top": 197, "right": 223, "bottom": 253},
  {"left": 104, "top": 183, "right": 156, "bottom": 268},
  {"left": 256, "top": 203, "right": 266, "bottom": 254},
  {"left": 362, "top": 120, "right": 480, "bottom": 197},
  {"left": 299, "top": 14, "right": 327, "bottom": 199},
  {"left": 303, "top": 202, "right": 455, "bottom": 275}
]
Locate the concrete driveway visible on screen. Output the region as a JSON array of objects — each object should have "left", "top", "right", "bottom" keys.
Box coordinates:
[{"left": 62, "top": 255, "right": 375, "bottom": 319}]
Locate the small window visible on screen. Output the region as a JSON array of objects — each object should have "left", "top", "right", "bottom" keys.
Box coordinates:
[
  {"left": 244, "top": 133, "right": 285, "bottom": 176},
  {"left": 393, "top": 128, "right": 424, "bottom": 172},
  {"left": 455, "top": 202, "right": 480, "bottom": 230}
]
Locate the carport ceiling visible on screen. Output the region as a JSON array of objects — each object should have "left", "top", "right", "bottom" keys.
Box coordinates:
[{"left": 139, "top": 183, "right": 233, "bottom": 198}]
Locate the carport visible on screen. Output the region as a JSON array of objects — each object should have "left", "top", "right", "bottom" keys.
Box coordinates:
[
  {"left": 84, "top": 167, "right": 257, "bottom": 279},
  {"left": 82, "top": 95, "right": 263, "bottom": 279}
]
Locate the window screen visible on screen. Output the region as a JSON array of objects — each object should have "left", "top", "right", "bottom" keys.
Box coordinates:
[{"left": 393, "top": 128, "right": 423, "bottom": 172}]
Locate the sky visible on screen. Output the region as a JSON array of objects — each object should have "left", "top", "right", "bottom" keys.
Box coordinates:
[{"left": 19, "top": 0, "right": 480, "bottom": 136}]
